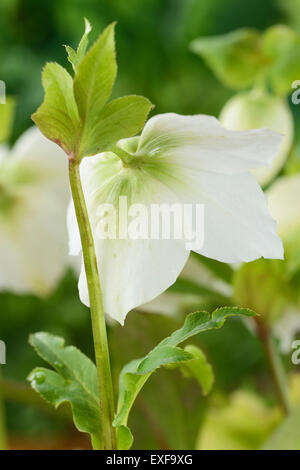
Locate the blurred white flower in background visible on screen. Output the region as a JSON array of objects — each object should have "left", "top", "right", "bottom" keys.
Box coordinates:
[
  {"left": 0, "top": 127, "right": 70, "bottom": 296},
  {"left": 220, "top": 90, "right": 294, "bottom": 186}
]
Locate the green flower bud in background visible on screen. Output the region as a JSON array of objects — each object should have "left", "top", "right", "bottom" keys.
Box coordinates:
[{"left": 219, "top": 90, "right": 294, "bottom": 186}]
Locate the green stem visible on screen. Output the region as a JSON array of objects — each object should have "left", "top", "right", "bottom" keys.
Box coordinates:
[
  {"left": 110, "top": 144, "right": 135, "bottom": 166},
  {"left": 255, "top": 318, "right": 291, "bottom": 415},
  {"left": 69, "top": 159, "right": 116, "bottom": 450},
  {"left": 0, "top": 366, "right": 7, "bottom": 450}
]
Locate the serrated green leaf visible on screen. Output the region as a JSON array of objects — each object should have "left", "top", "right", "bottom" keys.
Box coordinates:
[
  {"left": 65, "top": 46, "right": 77, "bottom": 69},
  {"left": 0, "top": 97, "right": 15, "bottom": 143},
  {"left": 32, "top": 22, "right": 153, "bottom": 162},
  {"left": 114, "top": 306, "right": 255, "bottom": 442},
  {"left": 28, "top": 332, "right": 102, "bottom": 449},
  {"left": 32, "top": 62, "right": 80, "bottom": 155},
  {"left": 163, "top": 344, "right": 214, "bottom": 395},
  {"left": 262, "top": 25, "right": 300, "bottom": 95},
  {"left": 80, "top": 95, "right": 153, "bottom": 156},
  {"left": 116, "top": 425, "right": 133, "bottom": 450},
  {"left": 190, "top": 28, "right": 262, "bottom": 90},
  {"left": 138, "top": 346, "right": 194, "bottom": 374},
  {"left": 74, "top": 22, "right": 116, "bottom": 155},
  {"left": 77, "top": 19, "right": 92, "bottom": 58},
  {"left": 65, "top": 18, "right": 92, "bottom": 72}
]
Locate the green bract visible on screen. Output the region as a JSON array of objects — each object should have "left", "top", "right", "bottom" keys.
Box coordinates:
[
  {"left": 28, "top": 307, "right": 255, "bottom": 450},
  {"left": 32, "top": 21, "right": 153, "bottom": 160}
]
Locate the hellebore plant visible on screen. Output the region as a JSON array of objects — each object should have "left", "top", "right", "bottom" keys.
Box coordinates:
[{"left": 27, "top": 21, "right": 284, "bottom": 450}]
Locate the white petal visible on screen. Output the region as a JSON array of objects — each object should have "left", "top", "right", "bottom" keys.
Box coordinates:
[
  {"left": 137, "top": 113, "right": 282, "bottom": 174},
  {"left": 170, "top": 168, "right": 283, "bottom": 263},
  {"left": 78, "top": 237, "right": 189, "bottom": 324},
  {"left": 76, "top": 153, "right": 190, "bottom": 324}
]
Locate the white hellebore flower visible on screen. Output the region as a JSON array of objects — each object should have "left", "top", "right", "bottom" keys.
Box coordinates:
[
  {"left": 0, "top": 127, "right": 70, "bottom": 295},
  {"left": 68, "top": 113, "right": 284, "bottom": 324}
]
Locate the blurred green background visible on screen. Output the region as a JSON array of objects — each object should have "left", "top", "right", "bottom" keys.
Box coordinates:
[{"left": 1, "top": 0, "right": 300, "bottom": 450}]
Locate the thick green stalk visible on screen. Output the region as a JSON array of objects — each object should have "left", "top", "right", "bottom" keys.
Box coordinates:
[
  {"left": 69, "top": 159, "right": 116, "bottom": 450},
  {"left": 255, "top": 318, "right": 291, "bottom": 415},
  {"left": 0, "top": 366, "right": 7, "bottom": 450}
]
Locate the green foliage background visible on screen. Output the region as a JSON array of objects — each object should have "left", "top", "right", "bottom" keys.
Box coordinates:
[{"left": 1, "top": 0, "right": 300, "bottom": 449}]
